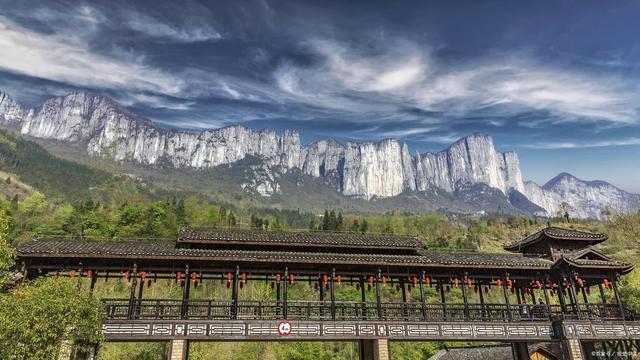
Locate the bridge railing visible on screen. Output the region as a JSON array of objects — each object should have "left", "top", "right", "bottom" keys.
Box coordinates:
[{"left": 102, "top": 299, "right": 631, "bottom": 322}]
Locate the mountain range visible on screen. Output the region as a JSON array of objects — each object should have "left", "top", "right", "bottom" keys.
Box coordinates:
[{"left": 0, "top": 90, "right": 637, "bottom": 219}]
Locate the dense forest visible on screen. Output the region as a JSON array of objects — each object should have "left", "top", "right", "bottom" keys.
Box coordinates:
[{"left": 0, "top": 129, "right": 639, "bottom": 359}]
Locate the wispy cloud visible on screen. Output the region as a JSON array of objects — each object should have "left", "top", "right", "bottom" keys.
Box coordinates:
[
  {"left": 0, "top": 15, "right": 184, "bottom": 95},
  {"left": 124, "top": 12, "right": 222, "bottom": 43},
  {"left": 524, "top": 138, "right": 640, "bottom": 149},
  {"left": 273, "top": 39, "right": 639, "bottom": 128}
]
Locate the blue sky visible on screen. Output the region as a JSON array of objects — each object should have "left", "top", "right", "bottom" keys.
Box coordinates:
[{"left": 1, "top": 0, "right": 639, "bottom": 191}]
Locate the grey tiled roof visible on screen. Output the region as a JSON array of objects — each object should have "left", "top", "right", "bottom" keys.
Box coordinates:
[
  {"left": 17, "top": 239, "right": 552, "bottom": 269},
  {"left": 504, "top": 227, "right": 607, "bottom": 252},
  {"left": 178, "top": 228, "right": 423, "bottom": 249}
]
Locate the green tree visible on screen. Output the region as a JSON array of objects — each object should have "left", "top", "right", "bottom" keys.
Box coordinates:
[
  {"left": 0, "top": 208, "right": 13, "bottom": 272},
  {"left": 0, "top": 278, "right": 104, "bottom": 359}
]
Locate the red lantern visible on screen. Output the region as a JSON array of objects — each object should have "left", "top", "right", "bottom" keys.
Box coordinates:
[
  {"left": 603, "top": 279, "right": 609, "bottom": 287},
  {"left": 337, "top": 275, "right": 342, "bottom": 285},
  {"left": 412, "top": 276, "right": 418, "bottom": 286},
  {"left": 507, "top": 279, "right": 513, "bottom": 288},
  {"left": 289, "top": 274, "right": 294, "bottom": 284},
  {"left": 453, "top": 278, "right": 459, "bottom": 287},
  {"left": 576, "top": 278, "right": 584, "bottom": 288},
  {"left": 368, "top": 276, "right": 374, "bottom": 285},
  {"left": 496, "top": 279, "right": 503, "bottom": 287},
  {"left": 124, "top": 271, "right": 130, "bottom": 282},
  {"left": 382, "top": 276, "right": 387, "bottom": 285},
  {"left": 535, "top": 280, "right": 542, "bottom": 289},
  {"left": 69, "top": 270, "right": 77, "bottom": 278},
  {"left": 177, "top": 272, "right": 182, "bottom": 281},
  {"left": 275, "top": 274, "right": 281, "bottom": 284},
  {"left": 466, "top": 278, "right": 472, "bottom": 287},
  {"left": 87, "top": 270, "right": 93, "bottom": 279},
  {"left": 191, "top": 273, "right": 197, "bottom": 282},
  {"left": 241, "top": 273, "right": 247, "bottom": 282},
  {"left": 323, "top": 275, "right": 329, "bottom": 285},
  {"left": 425, "top": 277, "right": 431, "bottom": 286}
]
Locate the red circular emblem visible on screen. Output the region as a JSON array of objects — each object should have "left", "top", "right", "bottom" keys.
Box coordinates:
[{"left": 277, "top": 321, "right": 292, "bottom": 336}]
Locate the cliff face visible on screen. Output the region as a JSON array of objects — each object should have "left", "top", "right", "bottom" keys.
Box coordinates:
[
  {"left": 0, "top": 90, "right": 636, "bottom": 219},
  {"left": 414, "top": 134, "right": 525, "bottom": 195}
]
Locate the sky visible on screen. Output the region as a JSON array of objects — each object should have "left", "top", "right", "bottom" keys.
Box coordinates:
[{"left": 0, "top": 0, "right": 639, "bottom": 191}]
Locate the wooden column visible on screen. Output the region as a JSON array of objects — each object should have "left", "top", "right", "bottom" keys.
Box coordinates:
[
  {"left": 478, "top": 280, "right": 486, "bottom": 319},
  {"left": 530, "top": 285, "right": 537, "bottom": 304},
  {"left": 276, "top": 277, "right": 281, "bottom": 318},
  {"left": 400, "top": 277, "right": 407, "bottom": 320},
  {"left": 319, "top": 274, "right": 325, "bottom": 318},
  {"left": 182, "top": 265, "right": 191, "bottom": 320},
  {"left": 461, "top": 274, "right": 469, "bottom": 321},
  {"left": 569, "top": 277, "right": 581, "bottom": 319},
  {"left": 360, "top": 276, "right": 367, "bottom": 320},
  {"left": 419, "top": 271, "right": 427, "bottom": 320},
  {"left": 375, "top": 269, "right": 382, "bottom": 320},
  {"left": 283, "top": 267, "right": 289, "bottom": 319},
  {"left": 542, "top": 278, "right": 552, "bottom": 320},
  {"left": 439, "top": 278, "right": 447, "bottom": 321},
  {"left": 231, "top": 266, "right": 239, "bottom": 319},
  {"left": 128, "top": 264, "right": 138, "bottom": 320},
  {"left": 89, "top": 270, "right": 97, "bottom": 294},
  {"left": 581, "top": 287, "right": 589, "bottom": 304},
  {"left": 598, "top": 283, "right": 607, "bottom": 304},
  {"left": 612, "top": 276, "right": 625, "bottom": 319},
  {"left": 502, "top": 274, "right": 512, "bottom": 321},
  {"left": 330, "top": 268, "right": 336, "bottom": 321},
  {"left": 558, "top": 279, "right": 568, "bottom": 313}
]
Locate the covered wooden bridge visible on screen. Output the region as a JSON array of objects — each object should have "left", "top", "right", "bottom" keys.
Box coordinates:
[{"left": 15, "top": 226, "right": 640, "bottom": 360}]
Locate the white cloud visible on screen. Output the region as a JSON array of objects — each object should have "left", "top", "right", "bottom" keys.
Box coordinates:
[
  {"left": 0, "top": 16, "right": 184, "bottom": 95},
  {"left": 273, "top": 39, "right": 639, "bottom": 127},
  {"left": 125, "top": 12, "right": 222, "bottom": 43},
  {"left": 524, "top": 138, "right": 640, "bottom": 149}
]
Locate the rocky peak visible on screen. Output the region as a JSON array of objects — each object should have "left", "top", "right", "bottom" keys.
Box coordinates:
[{"left": 0, "top": 91, "right": 24, "bottom": 124}]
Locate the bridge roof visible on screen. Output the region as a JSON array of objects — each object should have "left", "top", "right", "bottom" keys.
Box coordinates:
[
  {"left": 177, "top": 227, "right": 423, "bottom": 251},
  {"left": 17, "top": 238, "right": 551, "bottom": 270},
  {"left": 504, "top": 227, "right": 607, "bottom": 253}
]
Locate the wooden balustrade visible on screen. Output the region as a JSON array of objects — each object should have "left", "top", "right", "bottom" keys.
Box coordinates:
[{"left": 101, "top": 298, "right": 634, "bottom": 322}]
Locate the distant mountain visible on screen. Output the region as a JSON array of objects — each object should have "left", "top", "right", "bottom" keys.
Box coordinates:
[{"left": 0, "top": 90, "right": 637, "bottom": 218}]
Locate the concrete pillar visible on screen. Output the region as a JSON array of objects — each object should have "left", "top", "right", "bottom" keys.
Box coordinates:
[
  {"left": 511, "top": 342, "right": 530, "bottom": 360},
  {"left": 360, "top": 339, "right": 390, "bottom": 360},
  {"left": 58, "top": 340, "right": 73, "bottom": 360},
  {"left": 168, "top": 339, "right": 188, "bottom": 360},
  {"left": 562, "top": 339, "right": 585, "bottom": 360}
]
